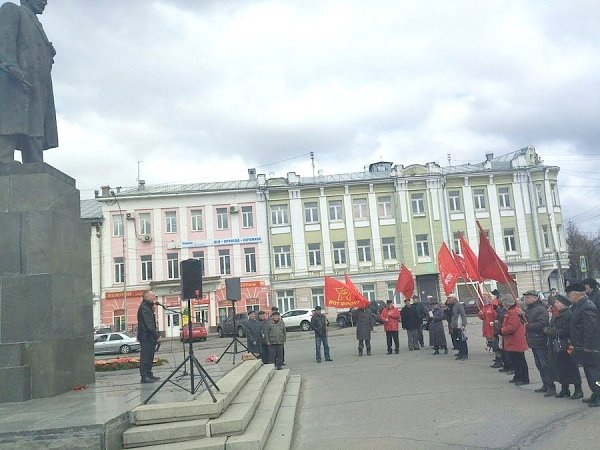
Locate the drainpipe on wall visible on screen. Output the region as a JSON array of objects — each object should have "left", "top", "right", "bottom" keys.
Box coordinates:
[{"left": 260, "top": 186, "right": 275, "bottom": 308}]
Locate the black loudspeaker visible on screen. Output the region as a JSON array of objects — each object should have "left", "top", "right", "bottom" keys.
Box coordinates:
[
  {"left": 225, "top": 277, "right": 241, "bottom": 301},
  {"left": 181, "top": 259, "right": 202, "bottom": 299}
]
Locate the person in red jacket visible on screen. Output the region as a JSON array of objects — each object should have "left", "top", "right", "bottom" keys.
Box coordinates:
[
  {"left": 380, "top": 300, "right": 400, "bottom": 354},
  {"left": 478, "top": 294, "right": 501, "bottom": 368},
  {"left": 499, "top": 293, "right": 530, "bottom": 386}
]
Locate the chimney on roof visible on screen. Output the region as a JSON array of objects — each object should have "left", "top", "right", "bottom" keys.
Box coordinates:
[
  {"left": 248, "top": 168, "right": 257, "bottom": 180},
  {"left": 138, "top": 179, "right": 145, "bottom": 190},
  {"left": 100, "top": 185, "right": 111, "bottom": 197},
  {"left": 94, "top": 190, "right": 99, "bottom": 199},
  {"left": 486, "top": 152, "right": 494, "bottom": 161}
]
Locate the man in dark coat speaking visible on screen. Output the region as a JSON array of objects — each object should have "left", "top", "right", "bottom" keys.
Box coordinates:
[
  {"left": 0, "top": 0, "right": 58, "bottom": 164},
  {"left": 137, "top": 291, "right": 161, "bottom": 383}
]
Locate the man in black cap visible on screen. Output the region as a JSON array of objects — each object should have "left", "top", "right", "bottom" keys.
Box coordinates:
[
  {"left": 524, "top": 289, "right": 552, "bottom": 395},
  {"left": 582, "top": 278, "right": 600, "bottom": 312},
  {"left": 567, "top": 281, "right": 600, "bottom": 407},
  {"left": 270, "top": 306, "right": 285, "bottom": 365},
  {"left": 310, "top": 306, "right": 332, "bottom": 363}
]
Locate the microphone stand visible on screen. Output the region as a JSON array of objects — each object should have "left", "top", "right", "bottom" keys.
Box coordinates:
[{"left": 154, "top": 302, "right": 188, "bottom": 376}]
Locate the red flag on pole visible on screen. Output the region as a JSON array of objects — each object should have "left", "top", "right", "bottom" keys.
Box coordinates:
[
  {"left": 476, "top": 221, "right": 514, "bottom": 284},
  {"left": 345, "top": 274, "right": 370, "bottom": 308},
  {"left": 452, "top": 250, "right": 467, "bottom": 279},
  {"left": 459, "top": 233, "right": 482, "bottom": 282},
  {"left": 324, "top": 276, "right": 367, "bottom": 308},
  {"left": 395, "top": 264, "right": 415, "bottom": 300},
  {"left": 438, "top": 243, "right": 461, "bottom": 295}
]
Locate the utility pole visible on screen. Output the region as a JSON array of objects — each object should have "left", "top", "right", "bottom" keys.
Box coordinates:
[
  {"left": 547, "top": 210, "right": 564, "bottom": 293},
  {"left": 137, "top": 160, "right": 143, "bottom": 184},
  {"left": 310, "top": 151, "right": 315, "bottom": 177}
]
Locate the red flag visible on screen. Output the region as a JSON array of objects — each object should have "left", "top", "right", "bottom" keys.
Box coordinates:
[
  {"left": 476, "top": 221, "right": 514, "bottom": 284},
  {"left": 395, "top": 264, "right": 415, "bottom": 300},
  {"left": 324, "top": 276, "right": 367, "bottom": 308},
  {"left": 452, "top": 250, "right": 467, "bottom": 278},
  {"left": 459, "top": 233, "right": 482, "bottom": 282},
  {"left": 438, "top": 243, "right": 461, "bottom": 295},
  {"left": 344, "top": 274, "right": 370, "bottom": 308}
]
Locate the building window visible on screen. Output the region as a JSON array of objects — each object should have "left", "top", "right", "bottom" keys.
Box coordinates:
[
  {"left": 329, "top": 200, "right": 343, "bottom": 221},
  {"left": 503, "top": 229, "right": 517, "bottom": 253},
  {"left": 448, "top": 191, "right": 461, "bottom": 212},
  {"left": 557, "top": 224, "right": 565, "bottom": 248},
  {"left": 218, "top": 307, "right": 234, "bottom": 322},
  {"left": 411, "top": 193, "right": 425, "bottom": 215},
  {"left": 114, "top": 257, "right": 124, "bottom": 283},
  {"left": 274, "top": 245, "right": 292, "bottom": 269},
  {"left": 353, "top": 198, "right": 368, "bottom": 220},
  {"left": 311, "top": 288, "right": 324, "bottom": 309},
  {"left": 332, "top": 241, "right": 346, "bottom": 264},
  {"left": 141, "top": 255, "right": 152, "bottom": 281},
  {"left": 498, "top": 187, "right": 511, "bottom": 209},
  {"left": 216, "top": 207, "right": 228, "bottom": 230},
  {"left": 453, "top": 232, "right": 461, "bottom": 254},
  {"left": 219, "top": 249, "right": 231, "bottom": 275},
  {"left": 139, "top": 213, "right": 151, "bottom": 235},
  {"left": 473, "top": 189, "right": 486, "bottom": 210},
  {"left": 276, "top": 290, "right": 295, "bottom": 313},
  {"left": 382, "top": 237, "right": 396, "bottom": 260},
  {"left": 167, "top": 253, "right": 179, "bottom": 279},
  {"left": 415, "top": 234, "right": 429, "bottom": 258},
  {"left": 244, "top": 247, "right": 256, "bottom": 273},
  {"left": 361, "top": 284, "right": 376, "bottom": 301},
  {"left": 246, "top": 303, "right": 260, "bottom": 313},
  {"left": 542, "top": 225, "right": 550, "bottom": 249},
  {"left": 357, "top": 239, "right": 371, "bottom": 262},
  {"left": 112, "top": 214, "right": 124, "bottom": 237},
  {"left": 304, "top": 202, "right": 319, "bottom": 223},
  {"left": 378, "top": 196, "right": 392, "bottom": 218},
  {"left": 271, "top": 204, "right": 289, "bottom": 225},
  {"left": 308, "top": 243, "right": 321, "bottom": 266},
  {"left": 165, "top": 211, "right": 177, "bottom": 233},
  {"left": 550, "top": 183, "right": 559, "bottom": 206},
  {"left": 535, "top": 184, "right": 545, "bottom": 207},
  {"left": 242, "top": 206, "right": 254, "bottom": 228},
  {"left": 192, "top": 251, "right": 205, "bottom": 275},
  {"left": 191, "top": 209, "right": 203, "bottom": 231},
  {"left": 387, "top": 282, "right": 401, "bottom": 304}
]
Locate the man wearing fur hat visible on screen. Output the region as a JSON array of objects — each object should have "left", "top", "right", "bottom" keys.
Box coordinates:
[{"left": 567, "top": 281, "right": 600, "bottom": 407}]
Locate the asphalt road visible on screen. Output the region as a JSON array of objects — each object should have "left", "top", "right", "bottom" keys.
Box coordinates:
[{"left": 283, "top": 322, "right": 600, "bottom": 450}]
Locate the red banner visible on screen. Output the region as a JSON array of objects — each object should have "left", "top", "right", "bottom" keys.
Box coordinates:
[
  {"left": 345, "top": 274, "right": 370, "bottom": 308},
  {"left": 324, "top": 276, "right": 367, "bottom": 308},
  {"left": 459, "top": 233, "right": 482, "bottom": 282},
  {"left": 395, "top": 264, "right": 415, "bottom": 300},
  {"left": 438, "top": 243, "right": 460, "bottom": 295},
  {"left": 477, "top": 221, "right": 514, "bottom": 284},
  {"left": 104, "top": 290, "right": 145, "bottom": 299}
]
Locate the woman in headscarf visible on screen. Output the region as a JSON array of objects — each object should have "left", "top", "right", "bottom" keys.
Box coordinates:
[
  {"left": 544, "top": 294, "right": 583, "bottom": 399},
  {"left": 429, "top": 299, "right": 448, "bottom": 355}
]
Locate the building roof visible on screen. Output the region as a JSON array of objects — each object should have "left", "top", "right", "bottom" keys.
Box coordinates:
[
  {"left": 100, "top": 147, "right": 551, "bottom": 198},
  {"left": 80, "top": 199, "right": 103, "bottom": 221}
]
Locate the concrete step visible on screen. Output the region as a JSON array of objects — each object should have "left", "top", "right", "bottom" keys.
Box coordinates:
[
  {"left": 208, "top": 364, "right": 275, "bottom": 437},
  {"left": 123, "top": 419, "right": 209, "bottom": 448},
  {"left": 225, "top": 369, "right": 289, "bottom": 450},
  {"left": 130, "top": 360, "right": 262, "bottom": 425},
  {"left": 264, "top": 375, "right": 301, "bottom": 450},
  {"left": 139, "top": 436, "right": 227, "bottom": 450}
]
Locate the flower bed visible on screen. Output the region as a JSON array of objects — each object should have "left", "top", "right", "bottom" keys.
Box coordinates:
[{"left": 95, "top": 356, "right": 167, "bottom": 372}]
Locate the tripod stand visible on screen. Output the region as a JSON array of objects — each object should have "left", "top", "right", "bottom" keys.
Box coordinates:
[
  {"left": 143, "top": 298, "right": 219, "bottom": 404},
  {"left": 216, "top": 300, "right": 253, "bottom": 364}
]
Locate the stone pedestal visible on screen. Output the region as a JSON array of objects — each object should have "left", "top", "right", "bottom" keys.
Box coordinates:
[{"left": 0, "top": 163, "right": 95, "bottom": 402}]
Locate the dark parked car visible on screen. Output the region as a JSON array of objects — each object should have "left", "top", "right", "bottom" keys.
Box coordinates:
[
  {"left": 180, "top": 322, "right": 208, "bottom": 342},
  {"left": 217, "top": 313, "right": 248, "bottom": 338},
  {"left": 460, "top": 299, "right": 480, "bottom": 316},
  {"left": 336, "top": 300, "right": 386, "bottom": 327}
]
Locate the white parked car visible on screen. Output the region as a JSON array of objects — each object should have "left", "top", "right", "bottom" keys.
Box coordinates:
[
  {"left": 94, "top": 332, "right": 141, "bottom": 355},
  {"left": 281, "top": 309, "right": 314, "bottom": 331}
]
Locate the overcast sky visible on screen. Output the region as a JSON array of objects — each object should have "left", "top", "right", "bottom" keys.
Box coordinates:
[{"left": 28, "top": 0, "right": 600, "bottom": 232}]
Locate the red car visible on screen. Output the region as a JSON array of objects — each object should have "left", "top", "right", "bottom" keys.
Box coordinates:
[{"left": 180, "top": 322, "right": 208, "bottom": 342}]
